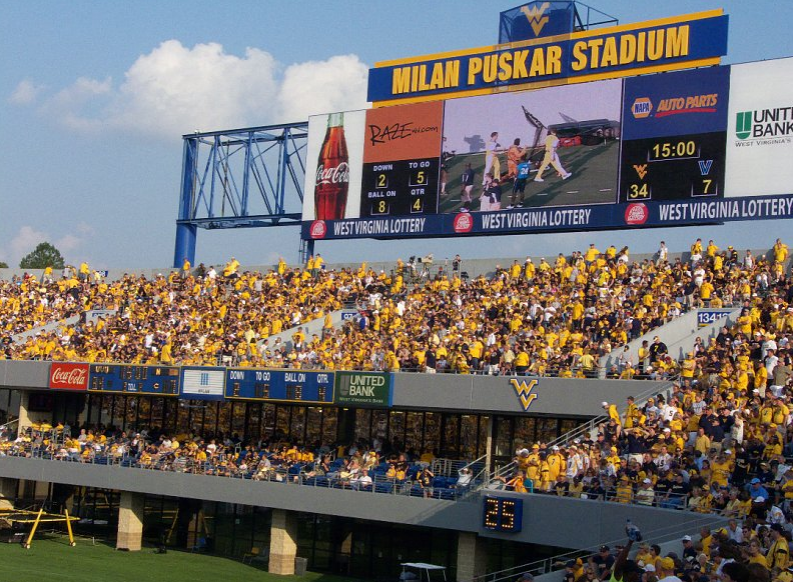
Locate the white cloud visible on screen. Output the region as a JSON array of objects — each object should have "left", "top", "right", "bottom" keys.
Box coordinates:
[
  {"left": 22, "top": 41, "right": 370, "bottom": 139},
  {"left": 8, "top": 79, "right": 46, "bottom": 105},
  {"left": 1, "top": 224, "right": 95, "bottom": 266},
  {"left": 277, "top": 55, "right": 370, "bottom": 121}
]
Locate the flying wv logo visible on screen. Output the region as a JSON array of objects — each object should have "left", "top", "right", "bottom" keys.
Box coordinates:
[
  {"left": 510, "top": 378, "right": 539, "bottom": 411},
  {"left": 633, "top": 164, "right": 648, "bottom": 180},
  {"left": 520, "top": 2, "right": 551, "bottom": 36}
]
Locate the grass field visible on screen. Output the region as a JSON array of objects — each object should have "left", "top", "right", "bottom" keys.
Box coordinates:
[
  {"left": 439, "top": 140, "right": 619, "bottom": 212},
  {"left": 0, "top": 535, "right": 350, "bottom": 582}
]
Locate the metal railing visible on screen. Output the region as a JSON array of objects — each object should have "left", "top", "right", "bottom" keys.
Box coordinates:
[
  {"left": 477, "top": 377, "right": 678, "bottom": 488},
  {"left": 0, "top": 445, "right": 480, "bottom": 502},
  {"left": 471, "top": 510, "right": 726, "bottom": 582}
]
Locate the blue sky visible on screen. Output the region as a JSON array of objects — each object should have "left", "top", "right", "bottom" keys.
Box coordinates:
[{"left": 1, "top": 1, "right": 792, "bottom": 269}]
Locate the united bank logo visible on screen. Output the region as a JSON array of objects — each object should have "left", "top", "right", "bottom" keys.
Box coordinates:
[
  {"left": 520, "top": 2, "right": 550, "bottom": 36},
  {"left": 736, "top": 111, "right": 751, "bottom": 140},
  {"left": 510, "top": 378, "right": 538, "bottom": 411},
  {"left": 735, "top": 108, "right": 793, "bottom": 142}
]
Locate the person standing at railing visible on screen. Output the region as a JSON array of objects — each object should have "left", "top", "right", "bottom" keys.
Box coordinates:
[{"left": 634, "top": 478, "right": 655, "bottom": 506}]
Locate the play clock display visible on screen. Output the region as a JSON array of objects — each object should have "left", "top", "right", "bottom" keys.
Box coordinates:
[{"left": 483, "top": 497, "right": 523, "bottom": 532}]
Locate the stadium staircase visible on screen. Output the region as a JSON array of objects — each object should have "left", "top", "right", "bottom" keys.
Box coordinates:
[
  {"left": 256, "top": 307, "right": 353, "bottom": 352},
  {"left": 10, "top": 315, "right": 80, "bottom": 344},
  {"left": 599, "top": 307, "right": 741, "bottom": 374},
  {"left": 480, "top": 378, "right": 677, "bottom": 487}
]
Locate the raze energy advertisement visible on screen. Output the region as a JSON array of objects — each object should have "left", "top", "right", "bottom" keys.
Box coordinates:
[{"left": 360, "top": 101, "right": 444, "bottom": 217}]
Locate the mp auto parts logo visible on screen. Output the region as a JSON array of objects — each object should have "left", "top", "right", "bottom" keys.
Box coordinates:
[
  {"left": 625, "top": 203, "right": 648, "bottom": 225},
  {"left": 632, "top": 94, "right": 719, "bottom": 119},
  {"left": 520, "top": 2, "right": 550, "bottom": 36},
  {"left": 631, "top": 97, "right": 653, "bottom": 119},
  {"left": 453, "top": 212, "right": 474, "bottom": 233},
  {"left": 655, "top": 94, "right": 718, "bottom": 118},
  {"left": 510, "top": 378, "right": 538, "bottom": 411},
  {"left": 310, "top": 220, "right": 327, "bottom": 239},
  {"left": 735, "top": 107, "right": 793, "bottom": 143}
]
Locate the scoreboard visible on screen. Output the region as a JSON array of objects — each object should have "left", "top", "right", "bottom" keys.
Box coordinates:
[
  {"left": 302, "top": 57, "right": 793, "bottom": 239},
  {"left": 224, "top": 369, "right": 334, "bottom": 404},
  {"left": 619, "top": 65, "right": 729, "bottom": 204},
  {"left": 88, "top": 364, "right": 180, "bottom": 396},
  {"left": 619, "top": 133, "right": 726, "bottom": 203},
  {"left": 359, "top": 101, "right": 444, "bottom": 218},
  {"left": 361, "top": 159, "right": 439, "bottom": 217}
]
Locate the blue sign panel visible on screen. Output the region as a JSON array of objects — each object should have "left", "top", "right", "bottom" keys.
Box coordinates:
[
  {"left": 698, "top": 309, "right": 734, "bottom": 327},
  {"left": 303, "top": 193, "right": 793, "bottom": 240},
  {"left": 88, "top": 364, "right": 180, "bottom": 396},
  {"left": 224, "top": 369, "right": 335, "bottom": 404},
  {"left": 622, "top": 66, "right": 731, "bottom": 140},
  {"left": 499, "top": 2, "right": 576, "bottom": 44}
]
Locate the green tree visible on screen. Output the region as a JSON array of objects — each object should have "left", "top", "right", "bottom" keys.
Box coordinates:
[
  {"left": 0, "top": 262, "right": 7, "bottom": 269},
  {"left": 19, "top": 242, "right": 65, "bottom": 270}
]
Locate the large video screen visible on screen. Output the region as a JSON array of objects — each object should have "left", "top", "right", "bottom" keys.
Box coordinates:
[{"left": 302, "top": 57, "right": 793, "bottom": 241}]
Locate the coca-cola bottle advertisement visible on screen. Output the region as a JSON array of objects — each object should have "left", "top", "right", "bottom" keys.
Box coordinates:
[
  {"left": 303, "top": 110, "right": 364, "bottom": 222},
  {"left": 315, "top": 113, "right": 349, "bottom": 220}
]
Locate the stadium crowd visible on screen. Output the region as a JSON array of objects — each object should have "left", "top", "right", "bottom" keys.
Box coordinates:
[
  {"left": 1, "top": 237, "right": 793, "bottom": 577},
  {"left": 0, "top": 423, "right": 473, "bottom": 499},
  {"left": 1, "top": 238, "right": 790, "bottom": 379}
]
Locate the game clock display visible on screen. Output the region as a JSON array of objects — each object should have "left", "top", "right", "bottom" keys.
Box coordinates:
[
  {"left": 88, "top": 364, "right": 180, "bottom": 395},
  {"left": 619, "top": 132, "right": 726, "bottom": 203},
  {"left": 360, "top": 159, "right": 439, "bottom": 217},
  {"left": 483, "top": 497, "right": 523, "bottom": 532}
]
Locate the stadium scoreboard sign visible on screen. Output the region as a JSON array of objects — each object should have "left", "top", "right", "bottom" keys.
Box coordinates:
[
  {"left": 367, "top": 10, "right": 727, "bottom": 105},
  {"left": 88, "top": 364, "right": 180, "bottom": 396},
  {"left": 299, "top": 8, "right": 793, "bottom": 242},
  {"left": 223, "top": 368, "right": 335, "bottom": 404}
]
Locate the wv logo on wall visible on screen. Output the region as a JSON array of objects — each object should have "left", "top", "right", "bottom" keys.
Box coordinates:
[{"left": 509, "top": 378, "right": 539, "bottom": 411}]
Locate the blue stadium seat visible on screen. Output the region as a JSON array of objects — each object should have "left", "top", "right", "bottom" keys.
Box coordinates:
[{"left": 374, "top": 482, "right": 393, "bottom": 494}]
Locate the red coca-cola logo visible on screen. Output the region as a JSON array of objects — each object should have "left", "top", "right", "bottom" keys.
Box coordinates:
[
  {"left": 453, "top": 212, "right": 474, "bottom": 233},
  {"left": 49, "top": 363, "right": 89, "bottom": 390},
  {"left": 315, "top": 162, "right": 350, "bottom": 186},
  {"left": 624, "top": 203, "right": 649, "bottom": 225},
  {"left": 310, "top": 220, "right": 327, "bottom": 239}
]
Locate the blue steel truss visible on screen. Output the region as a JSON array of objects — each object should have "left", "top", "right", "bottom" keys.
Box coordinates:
[{"left": 173, "top": 122, "right": 310, "bottom": 267}]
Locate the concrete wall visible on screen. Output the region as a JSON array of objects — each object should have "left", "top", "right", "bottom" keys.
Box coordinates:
[
  {"left": 0, "top": 360, "right": 53, "bottom": 389},
  {"left": 392, "top": 374, "right": 669, "bottom": 416},
  {"left": 0, "top": 457, "right": 726, "bottom": 549}
]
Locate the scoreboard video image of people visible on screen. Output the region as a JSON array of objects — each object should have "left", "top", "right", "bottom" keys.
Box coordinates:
[{"left": 301, "top": 57, "right": 793, "bottom": 240}]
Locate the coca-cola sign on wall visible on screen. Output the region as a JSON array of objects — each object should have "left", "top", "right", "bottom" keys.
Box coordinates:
[{"left": 49, "top": 363, "right": 90, "bottom": 390}]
